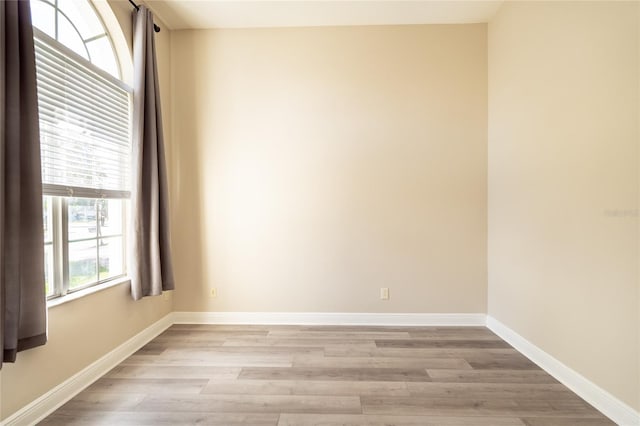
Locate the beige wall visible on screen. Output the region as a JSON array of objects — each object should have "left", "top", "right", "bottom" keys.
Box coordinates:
[
  {"left": 170, "top": 25, "right": 488, "bottom": 313},
  {"left": 488, "top": 1, "right": 639, "bottom": 411},
  {"left": 0, "top": 1, "right": 173, "bottom": 420}
]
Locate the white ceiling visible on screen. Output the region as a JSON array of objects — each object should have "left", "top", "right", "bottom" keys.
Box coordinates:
[{"left": 149, "top": 1, "right": 504, "bottom": 30}]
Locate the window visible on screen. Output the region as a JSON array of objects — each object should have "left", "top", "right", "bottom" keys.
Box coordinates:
[{"left": 31, "top": 0, "right": 132, "bottom": 299}]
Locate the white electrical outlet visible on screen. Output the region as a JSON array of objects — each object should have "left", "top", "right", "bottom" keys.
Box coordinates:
[{"left": 380, "top": 287, "right": 389, "bottom": 300}]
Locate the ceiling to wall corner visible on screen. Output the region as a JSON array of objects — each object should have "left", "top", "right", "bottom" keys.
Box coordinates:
[{"left": 149, "top": 1, "right": 504, "bottom": 30}]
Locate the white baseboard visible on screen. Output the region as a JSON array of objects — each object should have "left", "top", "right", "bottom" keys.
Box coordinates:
[
  {"left": 1, "top": 313, "right": 174, "bottom": 426},
  {"left": 487, "top": 316, "right": 640, "bottom": 426},
  {"left": 171, "top": 311, "right": 487, "bottom": 326}
]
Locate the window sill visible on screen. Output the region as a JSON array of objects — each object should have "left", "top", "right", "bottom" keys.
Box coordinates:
[{"left": 47, "top": 277, "right": 131, "bottom": 308}]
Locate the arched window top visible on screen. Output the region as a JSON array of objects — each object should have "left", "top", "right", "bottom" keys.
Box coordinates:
[{"left": 30, "top": 0, "right": 120, "bottom": 78}]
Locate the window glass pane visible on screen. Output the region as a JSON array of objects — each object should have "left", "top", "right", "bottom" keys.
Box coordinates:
[
  {"left": 57, "top": 0, "right": 104, "bottom": 40},
  {"left": 30, "top": 0, "right": 56, "bottom": 39},
  {"left": 86, "top": 36, "right": 119, "bottom": 77},
  {"left": 99, "top": 236, "right": 124, "bottom": 280},
  {"left": 43, "top": 196, "right": 53, "bottom": 243},
  {"left": 68, "top": 240, "right": 97, "bottom": 289},
  {"left": 44, "top": 243, "right": 55, "bottom": 297},
  {"left": 68, "top": 197, "right": 97, "bottom": 241},
  {"left": 98, "top": 199, "right": 122, "bottom": 237},
  {"left": 57, "top": 12, "right": 89, "bottom": 59}
]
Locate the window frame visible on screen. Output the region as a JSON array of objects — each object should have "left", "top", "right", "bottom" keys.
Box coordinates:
[
  {"left": 31, "top": 0, "right": 123, "bottom": 80},
  {"left": 32, "top": 0, "right": 133, "bottom": 301},
  {"left": 46, "top": 196, "right": 128, "bottom": 300}
]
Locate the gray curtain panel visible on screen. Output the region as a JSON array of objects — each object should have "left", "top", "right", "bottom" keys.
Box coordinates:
[
  {"left": 130, "top": 6, "right": 175, "bottom": 300},
  {"left": 0, "top": 0, "right": 47, "bottom": 365}
]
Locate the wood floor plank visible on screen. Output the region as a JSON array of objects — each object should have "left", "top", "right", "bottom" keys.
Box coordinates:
[
  {"left": 239, "top": 367, "right": 432, "bottom": 382},
  {"left": 54, "top": 392, "right": 147, "bottom": 412},
  {"left": 135, "top": 340, "right": 233, "bottom": 350},
  {"left": 133, "top": 342, "right": 168, "bottom": 355},
  {"left": 170, "top": 324, "right": 279, "bottom": 331},
  {"left": 427, "top": 369, "right": 559, "bottom": 384},
  {"left": 292, "top": 355, "right": 472, "bottom": 370},
  {"left": 39, "top": 411, "right": 280, "bottom": 425},
  {"left": 223, "top": 338, "right": 378, "bottom": 348},
  {"left": 464, "top": 354, "right": 540, "bottom": 370},
  {"left": 135, "top": 394, "right": 362, "bottom": 414},
  {"left": 160, "top": 329, "right": 270, "bottom": 338},
  {"left": 85, "top": 378, "right": 209, "bottom": 394},
  {"left": 105, "top": 365, "right": 241, "bottom": 380},
  {"left": 266, "top": 330, "right": 412, "bottom": 340},
  {"left": 323, "top": 345, "right": 519, "bottom": 358},
  {"left": 521, "top": 418, "right": 614, "bottom": 426},
  {"left": 151, "top": 336, "right": 227, "bottom": 345},
  {"left": 298, "top": 325, "right": 427, "bottom": 332},
  {"left": 175, "top": 346, "right": 324, "bottom": 356},
  {"left": 296, "top": 326, "right": 490, "bottom": 333},
  {"left": 407, "top": 330, "right": 502, "bottom": 340},
  {"left": 376, "top": 339, "right": 513, "bottom": 349},
  {"left": 361, "top": 396, "right": 607, "bottom": 418},
  {"left": 277, "top": 413, "right": 526, "bottom": 426},
  {"left": 120, "top": 353, "right": 293, "bottom": 367},
  {"left": 406, "top": 382, "right": 582, "bottom": 400},
  {"left": 202, "top": 379, "right": 410, "bottom": 396}
]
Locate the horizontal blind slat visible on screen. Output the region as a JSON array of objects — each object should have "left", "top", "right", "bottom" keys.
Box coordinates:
[
  {"left": 38, "top": 109, "right": 130, "bottom": 145},
  {"left": 35, "top": 65, "right": 130, "bottom": 117},
  {"left": 37, "top": 97, "right": 130, "bottom": 141}
]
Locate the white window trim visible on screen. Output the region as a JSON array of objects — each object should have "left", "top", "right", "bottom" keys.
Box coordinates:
[
  {"left": 47, "top": 276, "right": 131, "bottom": 308},
  {"left": 34, "top": 17, "right": 133, "bottom": 302},
  {"left": 45, "top": 196, "right": 128, "bottom": 300}
]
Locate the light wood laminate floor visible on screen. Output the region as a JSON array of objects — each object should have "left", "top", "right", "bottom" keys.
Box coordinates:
[{"left": 40, "top": 324, "right": 613, "bottom": 425}]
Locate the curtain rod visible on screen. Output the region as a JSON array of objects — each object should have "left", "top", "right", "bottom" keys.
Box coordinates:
[{"left": 128, "top": 0, "right": 161, "bottom": 32}]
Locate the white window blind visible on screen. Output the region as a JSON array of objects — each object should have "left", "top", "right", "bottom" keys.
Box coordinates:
[{"left": 34, "top": 29, "right": 132, "bottom": 199}]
